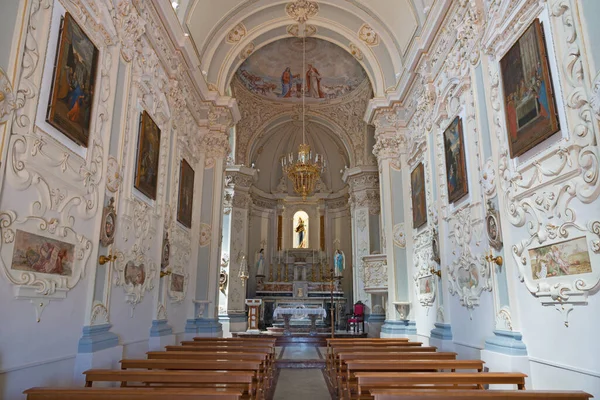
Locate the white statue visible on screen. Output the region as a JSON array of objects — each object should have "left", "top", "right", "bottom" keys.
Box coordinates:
[{"left": 255, "top": 248, "right": 266, "bottom": 277}]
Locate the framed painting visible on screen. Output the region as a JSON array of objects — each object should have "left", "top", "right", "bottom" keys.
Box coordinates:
[
  {"left": 529, "top": 237, "right": 591, "bottom": 281},
  {"left": 443, "top": 116, "right": 469, "bottom": 204},
  {"left": 134, "top": 111, "right": 161, "bottom": 200},
  {"left": 177, "top": 159, "right": 195, "bottom": 228},
  {"left": 170, "top": 273, "right": 185, "bottom": 293},
  {"left": 124, "top": 261, "right": 146, "bottom": 286},
  {"left": 500, "top": 19, "right": 560, "bottom": 158},
  {"left": 11, "top": 230, "right": 75, "bottom": 277},
  {"left": 46, "top": 13, "right": 99, "bottom": 147},
  {"left": 411, "top": 162, "right": 427, "bottom": 229},
  {"left": 485, "top": 200, "right": 503, "bottom": 251}
]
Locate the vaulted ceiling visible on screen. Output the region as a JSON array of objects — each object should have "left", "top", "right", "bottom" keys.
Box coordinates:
[{"left": 175, "top": 0, "right": 447, "bottom": 101}]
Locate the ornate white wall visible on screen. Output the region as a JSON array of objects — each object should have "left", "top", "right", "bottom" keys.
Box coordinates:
[
  {"left": 371, "top": 0, "right": 600, "bottom": 396},
  {"left": 0, "top": 1, "right": 231, "bottom": 398}
]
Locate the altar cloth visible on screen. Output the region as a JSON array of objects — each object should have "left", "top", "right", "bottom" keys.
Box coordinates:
[{"left": 273, "top": 306, "right": 326, "bottom": 318}]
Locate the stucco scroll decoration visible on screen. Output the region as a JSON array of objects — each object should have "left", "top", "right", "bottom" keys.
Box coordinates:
[
  {"left": 446, "top": 207, "right": 492, "bottom": 311},
  {"left": 482, "top": 0, "right": 600, "bottom": 324},
  {"left": 349, "top": 43, "right": 363, "bottom": 61},
  {"left": 362, "top": 254, "right": 387, "bottom": 292},
  {"left": 110, "top": 0, "right": 146, "bottom": 63},
  {"left": 239, "top": 42, "right": 255, "bottom": 60},
  {"left": 393, "top": 223, "right": 406, "bottom": 248},
  {"left": 90, "top": 301, "right": 110, "bottom": 326},
  {"left": 113, "top": 245, "right": 157, "bottom": 305},
  {"left": 285, "top": 0, "right": 319, "bottom": 23},
  {"left": 0, "top": 67, "right": 16, "bottom": 124},
  {"left": 0, "top": 212, "right": 92, "bottom": 321},
  {"left": 287, "top": 24, "right": 317, "bottom": 37},
  {"left": 413, "top": 229, "right": 437, "bottom": 309}
]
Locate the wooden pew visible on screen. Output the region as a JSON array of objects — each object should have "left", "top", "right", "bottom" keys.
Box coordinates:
[
  {"left": 24, "top": 387, "right": 243, "bottom": 400},
  {"left": 369, "top": 389, "right": 593, "bottom": 400},
  {"left": 192, "top": 337, "right": 276, "bottom": 343},
  {"left": 84, "top": 369, "right": 256, "bottom": 399},
  {"left": 120, "top": 359, "right": 266, "bottom": 396},
  {"left": 146, "top": 351, "right": 272, "bottom": 387},
  {"left": 327, "top": 343, "right": 432, "bottom": 374},
  {"left": 325, "top": 339, "right": 410, "bottom": 371},
  {"left": 342, "top": 360, "right": 485, "bottom": 399},
  {"left": 332, "top": 352, "right": 458, "bottom": 388},
  {"left": 354, "top": 372, "right": 527, "bottom": 399}
]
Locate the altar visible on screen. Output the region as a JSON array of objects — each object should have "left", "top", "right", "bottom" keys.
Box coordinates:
[
  {"left": 273, "top": 306, "right": 326, "bottom": 335},
  {"left": 254, "top": 248, "right": 347, "bottom": 331}
]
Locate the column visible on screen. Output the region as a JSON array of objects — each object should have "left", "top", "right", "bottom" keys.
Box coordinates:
[
  {"left": 343, "top": 166, "right": 380, "bottom": 334},
  {"left": 219, "top": 165, "right": 257, "bottom": 335},
  {"left": 372, "top": 112, "right": 416, "bottom": 337}
]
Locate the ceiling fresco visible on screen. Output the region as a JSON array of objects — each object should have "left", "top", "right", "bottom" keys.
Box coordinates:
[{"left": 236, "top": 37, "right": 368, "bottom": 102}]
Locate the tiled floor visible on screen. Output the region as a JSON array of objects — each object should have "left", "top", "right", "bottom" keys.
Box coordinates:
[
  {"left": 273, "top": 369, "right": 331, "bottom": 400},
  {"left": 272, "top": 345, "right": 332, "bottom": 399}
]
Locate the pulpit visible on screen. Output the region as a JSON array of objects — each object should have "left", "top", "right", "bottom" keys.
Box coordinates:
[{"left": 245, "top": 299, "right": 262, "bottom": 333}]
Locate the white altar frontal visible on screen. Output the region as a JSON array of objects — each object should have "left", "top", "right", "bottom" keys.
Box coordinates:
[
  {"left": 255, "top": 249, "right": 347, "bottom": 330},
  {"left": 273, "top": 306, "right": 327, "bottom": 335}
]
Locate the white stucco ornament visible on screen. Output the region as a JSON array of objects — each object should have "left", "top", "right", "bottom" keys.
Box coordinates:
[
  {"left": 286, "top": 0, "right": 319, "bottom": 23},
  {"left": 358, "top": 24, "right": 380, "bottom": 47},
  {"left": 481, "top": 158, "right": 496, "bottom": 197},
  {"left": 0, "top": 67, "right": 15, "bottom": 124},
  {"left": 393, "top": 223, "right": 406, "bottom": 248},
  {"left": 106, "top": 157, "right": 123, "bottom": 193},
  {"left": 199, "top": 223, "right": 212, "bottom": 247},
  {"left": 227, "top": 23, "right": 246, "bottom": 44}
]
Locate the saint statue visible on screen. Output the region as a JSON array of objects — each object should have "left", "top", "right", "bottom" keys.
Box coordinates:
[
  {"left": 255, "top": 248, "right": 265, "bottom": 277},
  {"left": 334, "top": 249, "right": 345, "bottom": 277},
  {"left": 296, "top": 217, "right": 306, "bottom": 248}
]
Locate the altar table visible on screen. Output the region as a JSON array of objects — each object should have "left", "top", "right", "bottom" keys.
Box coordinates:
[{"left": 272, "top": 306, "right": 326, "bottom": 336}]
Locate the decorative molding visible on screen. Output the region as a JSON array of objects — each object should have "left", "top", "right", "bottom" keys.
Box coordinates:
[
  {"left": 358, "top": 24, "right": 380, "bottom": 47},
  {"left": 362, "top": 254, "right": 387, "bottom": 292},
  {"left": 106, "top": 157, "right": 123, "bottom": 193},
  {"left": 199, "top": 223, "right": 212, "bottom": 247},
  {"left": 285, "top": 0, "right": 319, "bottom": 23},
  {"left": 349, "top": 43, "right": 363, "bottom": 61},
  {"left": 239, "top": 42, "right": 255, "bottom": 60},
  {"left": 226, "top": 23, "right": 246, "bottom": 44},
  {"left": 0, "top": 66, "right": 16, "bottom": 124},
  {"left": 287, "top": 24, "right": 317, "bottom": 37},
  {"left": 167, "top": 263, "right": 188, "bottom": 303},
  {"left": 392, "top": 223, "right": 406, "bottom": 248}
]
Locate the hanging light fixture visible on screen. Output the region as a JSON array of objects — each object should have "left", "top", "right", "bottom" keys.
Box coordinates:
[{"left": 281, "top": 28, "right": 326, "bottom": 200}]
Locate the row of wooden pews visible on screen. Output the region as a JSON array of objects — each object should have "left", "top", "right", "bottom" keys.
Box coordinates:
[
  {"left": 24, "top": 336, "right": 277, "bottom": 400},
  {"left": 325, "top": 338, "right": 593, "bottom": 400}
]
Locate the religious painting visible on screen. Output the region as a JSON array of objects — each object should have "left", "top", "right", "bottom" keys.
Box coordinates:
[
  {"left": 293, "top": 210, "right": 309, "bottom": 248},
  {"left": 11, "top": 230, "right": 74, "bottom": 276},
  {"left": 411, "top": 162, "right": 427, "bottom": 229},
  {"left": 134, "top": 111, "right": 161, "bottom": 200},
  {"left": 419, "top": 275, "right": 434, "bottom": 295},
  {"left": 177, "top": 159, "right": 195, "bottom": 229},
  {"left": 124, "top": 261, "right": 146, "bottom": 286},
  {"left": 170, "top": 273, "right": 184, "bottom": 293},
  {"left": 457, "top": 264, "right": 480, "bottom": 290},
  {"left": 443, "top": 117, "right": 469, "bottom": 204},
  {"left": 100, "top": 197, "right": 116, "bottom": 247},
  {"left": 500, "top": 19, "right": 560, "bottom": 158},
  {"left": 529, "top": 237, "right": 592, "bottom": 280},
  {"left": 46, "top": 13, "right": 99, "bottom": 147},
  {"left": 236, "top": 38, "right": 367, "bottom": 102},
  {"left": 485, "top": 201, "right": 503, "bottom": 251}
]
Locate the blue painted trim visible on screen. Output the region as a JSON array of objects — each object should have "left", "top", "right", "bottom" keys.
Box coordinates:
[
  {"left": 367, "top": 314, "right": 386, "bottom": 323},
  {"left": 484, "top": 330, "right": 528, "bottom": 356},
  {"left": 77, "top": 324, "right": 119, "bottom": 353},
  {"left": 187, "top": 318, "right": 223, "bottom": 335},
  {"left": 430, "top": 323, "right": 453, "bottom": 340},
  {"left": 381, "top": 320, "right": 417, "bottom": 335},
  {"left": 149, "top": 319, "right": 173, "bottom": 337}
]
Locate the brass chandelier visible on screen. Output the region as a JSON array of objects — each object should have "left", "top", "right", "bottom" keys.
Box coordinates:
[{"left": 281, "top": 32, "right": 326, "bottom": 199}]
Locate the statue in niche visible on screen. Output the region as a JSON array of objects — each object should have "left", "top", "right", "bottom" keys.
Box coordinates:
[
  {"left": 293, "top": 211, "right": 309, "bottom": 248},
  {"left": 276, "top": 175, "right": 288, "bottom": 193},
  {"left": 255, "top": 248, "right": 265, "bottom": 277},
  {"left": 334, "top": 249, "right": 345, "bottom": 277}
]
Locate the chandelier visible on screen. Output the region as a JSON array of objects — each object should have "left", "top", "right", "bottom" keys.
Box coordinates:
[{"left": 281, "top": 31, "right": 326, "bottom": 199}]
